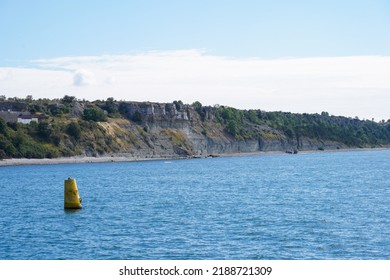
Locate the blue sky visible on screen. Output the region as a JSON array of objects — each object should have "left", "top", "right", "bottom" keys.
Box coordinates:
[
  {"left": 1, "top": 0, "right": 390, "bottom": 62},
  {"left": 0, "top": 0, "right": 389, "bottom": 120}
]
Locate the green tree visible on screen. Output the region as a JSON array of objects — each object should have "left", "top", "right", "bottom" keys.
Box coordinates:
[
  {"left": 37, "top": 121, "right": 52, "bottom": 140},
  {"left": 192, "top": 101, "right": 202, "bottom": 109},
  {"left": 246, "top": 110, "right": 259, "bottom": 124},
  {"left": 83, "top": 107, "right": 107, "bottom": 122},
  {"left": 173, "top": 100, "right": 184, "bottom": 110},
  {"left": 61, "top": 95, "right": 76, "bottom": 104},
  {"left": 0, "top": 118, "right": 7, "bottom": 135},
  {"left": 192, "top": 101, "right": 206, "bottom": 120},
  {"left": 131, "top": 111, "right": 143, "bottom": 124},
  {"left": 227, "top": 120, "right": 239, "bottom": 137},
  {"left": 66, "top": 122, "right": 81, "bottom": 139},
  {"left": 103, "top": 97, "right": 118, "bottom": 115}
]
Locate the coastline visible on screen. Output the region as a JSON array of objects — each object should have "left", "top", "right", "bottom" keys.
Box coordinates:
[
  {"left": 0, "top": 155, "right": 179, "bottom": 167},
  {"left": 1, "top": 147, "right": 389, "bottom": 167}
]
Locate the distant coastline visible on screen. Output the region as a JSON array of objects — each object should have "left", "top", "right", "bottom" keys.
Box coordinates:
[
  {"left": 1, "top": 147, "right": 389, "bottom": 167},
  {"left": 1, "top": 98, "right": 389, "bottom": 164}
]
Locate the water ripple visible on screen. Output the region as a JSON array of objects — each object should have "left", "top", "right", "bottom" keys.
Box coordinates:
[{"left": 1, "top": 150, "right": 390, "bottom": 259}]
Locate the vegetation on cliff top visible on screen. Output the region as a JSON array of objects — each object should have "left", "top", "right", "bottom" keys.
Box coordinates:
[{"left": 0, "top": 96, "right": 389, "bottom": 159}]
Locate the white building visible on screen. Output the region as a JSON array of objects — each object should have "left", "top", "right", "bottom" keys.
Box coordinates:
[
  {"left": 0, "top": 111, "right": 40, "bottom": 124},
  {"left": 17, "top": 114, "right": 39, "bottom": 124}
]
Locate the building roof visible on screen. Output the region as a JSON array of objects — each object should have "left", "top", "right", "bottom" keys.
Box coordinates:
[
  {"left": 18, "top": 114, "right": 37, "bottom": 120},
  {"left": 0, "top": 111, "right": 19, "bottom": 123},
  {"left": 0, "top": 111, "right": 40, "bottom": 123}
]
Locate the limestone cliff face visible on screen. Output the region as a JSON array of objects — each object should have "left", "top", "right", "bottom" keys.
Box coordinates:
[
  {"left": 106, "top": 101, "right": 345, "bottom": 158},
  {"left": 118, "top": 102, "right": 191, "bottom": 128}
]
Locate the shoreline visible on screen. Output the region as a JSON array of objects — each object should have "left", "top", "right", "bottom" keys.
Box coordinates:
[{"left": 1, "top": 147, "right": 389, "bottom": 167}]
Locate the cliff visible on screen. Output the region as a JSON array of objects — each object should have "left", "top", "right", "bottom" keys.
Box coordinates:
[
  {"left": 102, "top": 101, "right": 341, "bottom": 158},
  {"left": 0, "top": 97, "right": 389, "bottom": 160}
]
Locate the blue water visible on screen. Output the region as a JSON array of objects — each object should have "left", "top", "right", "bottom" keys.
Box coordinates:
[{"left": 1, "top": 150, "right": 390, "bottom": 260}]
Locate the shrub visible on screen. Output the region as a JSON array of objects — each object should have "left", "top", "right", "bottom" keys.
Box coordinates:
[
  {"left": 83, "top": 107, "right": 107, "bottom": 122},
  {"left": 66, "top": 122, "right": 81, "bottom": 139},
  {"left": 0, "top": 118, "right": 7, "bottom": 134},
  {"left": 37, "top": 121, "right": 52, "bottom": 140}
]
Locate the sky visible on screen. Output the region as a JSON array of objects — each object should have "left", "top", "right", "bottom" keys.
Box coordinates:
[{"left": 0, "top": 0, "right": 389, "bottom": 120}]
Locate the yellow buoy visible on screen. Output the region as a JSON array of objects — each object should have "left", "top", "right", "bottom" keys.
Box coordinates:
[{"left": 64, "top": 178, "right": 82, "bottom": 209}]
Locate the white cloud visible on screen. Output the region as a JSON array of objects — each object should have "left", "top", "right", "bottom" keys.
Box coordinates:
[
  {"left": 73, "top": 69, "right": 95, "bottom": 86},
  {"left": 1, "top": 50, "right": 390, "bottom": 120},
  {"left": 0, "top": 69, "right": 11, "bottom": 81}
]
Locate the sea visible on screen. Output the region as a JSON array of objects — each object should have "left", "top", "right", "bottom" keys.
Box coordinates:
[{"left": 1, "top": 149, "right": 389, "bottom": 260}]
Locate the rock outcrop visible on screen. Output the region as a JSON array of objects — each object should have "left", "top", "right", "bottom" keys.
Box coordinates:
[{"left": 100, "top": 101, "right": 347, "bottom": 158}]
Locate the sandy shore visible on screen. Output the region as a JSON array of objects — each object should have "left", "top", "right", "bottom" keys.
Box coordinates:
[
  {"left": 0, "top": 155, "right": 177, "bottom": 166},
  {"left": 0, "top": 147, "right": 389, "bottom": 167}
]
